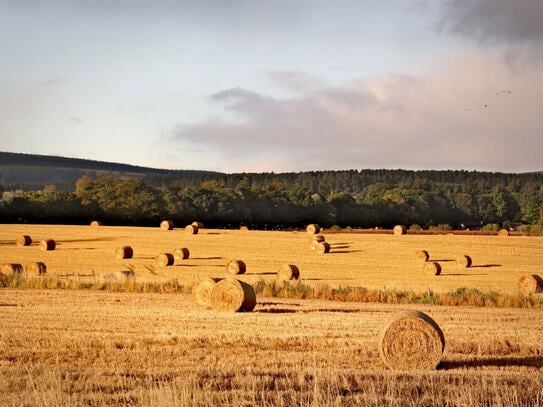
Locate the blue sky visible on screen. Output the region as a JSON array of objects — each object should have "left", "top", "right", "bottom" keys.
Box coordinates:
[{"left": 1, "top": 0, "right": 542, "bottom": 173}]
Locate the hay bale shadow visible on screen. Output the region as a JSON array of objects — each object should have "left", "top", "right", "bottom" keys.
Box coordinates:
[{"left": 439, "top": 356, "right": 543, "bottom": 370}]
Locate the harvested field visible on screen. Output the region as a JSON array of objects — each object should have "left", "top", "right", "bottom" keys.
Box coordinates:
[
  {"left": 1, "top": 289, "right": 543, "bottom": 405},
  {"left": 0, "top": 224, "right": 541, "bottom": 295},
  {"left": 1, "top": 224, "right": 543, "bottom": 405}
]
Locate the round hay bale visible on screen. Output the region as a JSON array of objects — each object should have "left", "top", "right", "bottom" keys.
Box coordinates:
[
  {"left": 312, "top": 234, "right": 325, "bottom": 243},
  {"left": 185, "top": 224, "right": 199, "bottom": 235},
  {"left": 277, "top": 264, "right": 300, "bottom": 281},
  {"left": 210, "top": 278, "right": 256, "bottom": 312},
  {"left": 174, "top": 247, "right": 190, "bottom": 261},
  {"left": 240, "top": 226, "right": 249, "bottom": 231},
  {"left": 423, "top": 261, "right": 441, "bottom": 276},
  {"left": 90, "top": 220, "right": 102, "bottom": 227},
  {"left": 160, "top": 220, "right": 174, "bottom": 231},
  {"left": 393, "top": 225, "right": 407, "bottom": 235},
  {"left": 456, "top": 255, "right": 472, "bottom": 268},
  {"left": 316, "top": 242, "right": 330, "bottom": 254},
  {"left": 1, "top": 263, "right": 24, "bottom": 275},
  {"left": 518, "top": 274, "right": 543, "bottom": 295},
  {"left": 24, "top": 261, "right": 47, "bottom": 275},
  {"left": 226, "top": 259, "right": 246, "bottom": 275},
  {"left": 16, "top": 235, "right": 32, "bottom": 247},
  {"left": 379, "top": 310, "right": 445, "bottom": 371},
  {"left": 415, "top": 250, "right": 429, "bottom": 262},
  {"left": 310, "top": 239, "right": 321, "bottom": 251},
  {"left": 115, "top": 246, "right": 133, "bottom": 259},
  {"left": 192, "top": 221, "right": 204, "bottom": 228},
  {"left": 306, "top": 224, "right": 320, "bottom": 234},
  {"left": 156, "top": 252, "right": 174, "bottom": 267},
  {"left": 192, "top": 277, "right": 223, "bottom": 307},
  {"left": 40, "top": 239, "right": 56, "bottom": 251},
  {"left": 498, "top": 228, "right": 510, "bottom": 236}
]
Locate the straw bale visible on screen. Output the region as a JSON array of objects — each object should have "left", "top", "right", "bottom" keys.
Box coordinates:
[
  {"left": 192, "top": 277, "right": 223, "bottom": 307},
  {"left": 226, "top": 259, "right": 246, "bottom": 275},
  {"left": 379, "top": 310, "right": 445, "bottom": 370},
  {"left": 210, "top": 278, "right": 256, "bottom": 312}
]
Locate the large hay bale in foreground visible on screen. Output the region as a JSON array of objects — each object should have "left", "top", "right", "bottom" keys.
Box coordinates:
[
  {"left": 115, "top": 246, "right": 133, "bottom": 259},
  {"left": 226, "top": 259, "right": 246, "bottom": 275},
  {"left": 379, "top": 310, "right": 445, "bottom": 371},
  {"left": 185, "top": 224, "right": 199, "bottom": 235},
  {"left": 210, "top": 278, "right": 256, "bottom": 312},
  {"left": 173, "top": 247, "right": 190, "bottom": 261},
  {"left": 498, "top": 228, "right": 510, "bottom": 236},
  {"left": 156, "top": 253, "right": 174, "bottom": 267},
  {"left": 24, "top": 261, "right": 47, "bottom": 275},
  {"left": 306, "top": 224, "right": 320, "bottom": 234},
  {"left": 16, "top": 235, "right": 32, "bottom": 247},
  {"left": 1, "top": 263, "right": 23, "bottom": 275},
  {"left": 393, "top": 225, "right": 407, "bottom": 235},
  {"left": 277, "top": 264, "right": 300, "bottom": 281},
  {"left": 456, "top": 255, "right": 472, "bottom": 269},
  {"left": 192, "top": 277, "right": 223, "bottom": 307},
  {"left": 518, "top": 274, "right": 543, "bottom": 295},
  {"left": 90, "top": 220, "right": 102, "bottom": 227},
  {"left": 316, "top": 242, "right": 330, "bottom": 254},
  {"left": 160, "top": 220, "right": 174, "bottom": 231},
  {"left": 423, "top": 261, "right": 441, "bottom": 276},
  {"left": 40, "top": 239, "right": 56, "bottom": 251}
]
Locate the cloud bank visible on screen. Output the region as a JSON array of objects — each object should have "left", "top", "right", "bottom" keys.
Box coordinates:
[
  {"left": 439, "top": 0, "right": 543, "bottom": 45},
  {"left": 170, "top": 52, "right": 543, "bottom": 173}
]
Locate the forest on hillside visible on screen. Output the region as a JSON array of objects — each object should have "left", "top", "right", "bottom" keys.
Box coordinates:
[{"left": 1, "top": 169, "right": 542, "bottom": 232}]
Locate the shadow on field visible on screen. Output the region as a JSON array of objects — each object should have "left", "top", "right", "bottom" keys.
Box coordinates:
[
  {"left": 59, "top": 237, "right": 118, "bottom": 243},
  {"left": 329, "top": 245, "right": 351, "bottom": 250},
  {"left": 256, "top": 307, "right": 365, "bottom": 314},
  {"left": 442, "top": 273, "right": 489, "bottom": 277},
  {"left": 0, "top": 240, "right": 15, "bottom": 246},
  {"left": 440, "top": 355, "right": 543, "bottom": 370},
  {"left": 258, "top": 301, "right": 302, "bottom": 306},
  {"left": 330, "top": 250, "right": 363, "bottom": 254},
  {"left": 256, "top": 308, "right": 298, "bottom": 314},
  {"left": 471, "top": 264, "right": 502, "bottom": 268},
  {"left": 329, "top": 242, "right": 353, "bottom": 246},
  {"left": 0, "top": 302, "right": 18, "bottom": 307},
  {"left": 245, "top": 272, "right": 277, "bottom": 276},
  {"left": 192, "top": 256, "right": 224, "bottom": 260},
  {"left": 63, "top": 247, "right": 97, "bottom": 251},
  {"left": 205, "top": 232, "right": 221, "bottom": 235},
  {"left": 431, "top": 259, "right": 456, "bottom": 262}
]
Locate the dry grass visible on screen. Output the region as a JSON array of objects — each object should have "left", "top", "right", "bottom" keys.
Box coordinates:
[
  {"left": 1, "top": 221, "right": 543, "bottom": 407},
  {"left": 1, "top": 289, "right": 543, "bottom": 406}
]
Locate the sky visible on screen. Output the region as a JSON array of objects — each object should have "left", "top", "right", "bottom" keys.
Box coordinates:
[{"left": 1, "top": 0, "right": 542, "bottom": 173}]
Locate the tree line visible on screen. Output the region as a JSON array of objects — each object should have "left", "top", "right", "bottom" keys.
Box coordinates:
[{"left": 1, "top": 170, "right": 542, "bottom": 230}]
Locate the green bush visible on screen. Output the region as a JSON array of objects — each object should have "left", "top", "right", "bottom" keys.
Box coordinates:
[{"left": 481, "top": 223, "right": 500, "bottom": 231}]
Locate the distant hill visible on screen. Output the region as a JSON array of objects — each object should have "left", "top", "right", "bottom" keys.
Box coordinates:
[{"left": 0, "top": 151, "right": 219, "bottom": 191}]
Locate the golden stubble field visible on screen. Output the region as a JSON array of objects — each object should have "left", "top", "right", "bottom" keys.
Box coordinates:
[
  {"left": 1, "top": 223, "right": 542, "bottom": 294},
  {"left": 1, "top": 224, "right": 543, "bottom": 405}
]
